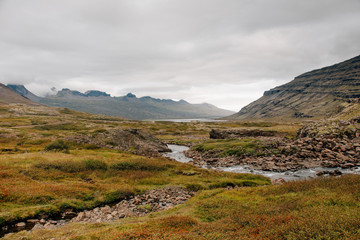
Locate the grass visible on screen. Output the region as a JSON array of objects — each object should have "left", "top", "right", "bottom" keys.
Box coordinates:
[
  {"left": 0, "top": 150, "right": 269, "bottom": 225},
  {"left": 6, "top": 174, "right": 360, "bottom": 239},
  {"left": 1, "top": 102, "right": 329, "bottom": 239}
]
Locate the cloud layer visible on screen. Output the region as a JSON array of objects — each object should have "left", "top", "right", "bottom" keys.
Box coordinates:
[{"left": 0, "top": 0, "right": 359, "bottom": 111}]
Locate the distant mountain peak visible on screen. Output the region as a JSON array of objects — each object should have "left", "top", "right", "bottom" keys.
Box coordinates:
[
  {"left": 1, "top": 83, "right": 39, "bottom": 105},
  {"left": 178, "top": 99, "right": 188, "bottom": 104},
  {"left": 56, "top": 88, "right": 86, "bottom": 97},
  {"left": 126, "top": 93, "right": 136, "bottom": 98},
  {"left": 84, "top": 90, "right": 110, "bottom": 97},
  {"left": 7, "top": 84, "right": 41, "bottom": 102},
  {"left": 7, "top": 84, "right": 29, "bottom": 95}
]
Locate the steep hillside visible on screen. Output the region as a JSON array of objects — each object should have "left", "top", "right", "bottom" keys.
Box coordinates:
[
  {"left": 8, "top": 86, "right": 234, "bottom": 120},
  {"left": 0, "top": 83, "right": 39, "bottom": 105},
  {"left": 227, "top": 55, "right": 360, "bottom": 120}
]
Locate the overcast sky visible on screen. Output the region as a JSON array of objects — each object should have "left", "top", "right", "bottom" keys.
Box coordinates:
[{"left": 0, "top": 0, "right": 359, "bottom": 111}]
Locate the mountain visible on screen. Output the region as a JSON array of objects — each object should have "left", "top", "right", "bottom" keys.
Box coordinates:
[
  {"left": 8, "top": 86, "right": 235, "bottom": 120},
  {"left": 227, "top": 55, "right": 360, "bottom": 120},
  {"left": 0, "top": 83, "right": 39, "bottom": 105},
  {"left": 7, "top": 84, "right": 41, "bottom": 102}
]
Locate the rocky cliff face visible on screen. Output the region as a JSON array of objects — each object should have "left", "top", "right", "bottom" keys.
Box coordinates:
[{"left": 228, "top": 55, "right": 360, "bottom": 120}]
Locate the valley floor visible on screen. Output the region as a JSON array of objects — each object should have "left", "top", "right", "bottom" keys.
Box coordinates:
[{"left": 1, "top": 103, "right": 360, "bottom": 239}]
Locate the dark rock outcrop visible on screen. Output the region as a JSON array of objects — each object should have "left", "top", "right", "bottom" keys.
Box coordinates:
[
  {"left": 67, "top": 128, "right": 170, "bottom": 157},
  {"left": 209, "top": 129, "right": 282, "bottom": 139},
  {"left": 84, "top": 90, "right": 111, "bottom": 97}
]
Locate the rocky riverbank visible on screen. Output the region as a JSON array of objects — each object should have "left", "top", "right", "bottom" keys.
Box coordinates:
[
  {"left": 2, "top": 187, "right": 193, "bottom": 237},
  {"left": 70, "top": 187, "right": 193, "bottom": 223},
  {"left": 186, "top": 119, "right": 360, "bottom": 172}
]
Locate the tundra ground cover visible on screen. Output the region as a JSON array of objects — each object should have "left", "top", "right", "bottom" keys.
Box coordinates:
[
  {"left": 0, "top": 106, "right": 270, "bottom": 229},
  {"left": 4, "top": 105, "right": 359, "bottom": 239},
  {"left": 5, "top": 174, "right": 360, "bottom": 239}
]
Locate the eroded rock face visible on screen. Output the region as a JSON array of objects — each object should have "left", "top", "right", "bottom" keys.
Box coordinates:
[{"left": 67, "top": 128, "right": 170, "bottom": 157}]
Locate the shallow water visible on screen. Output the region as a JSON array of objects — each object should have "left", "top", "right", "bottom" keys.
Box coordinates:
[
  {"left": 163, "top": 145, "right": 193, "bottom": 163},
  {"left": 145, "top": 118, "right": 225, "bottom": 122},
  {"left": 220, "top": 165, "right": 360, "bottom": 181},
  {"left": 164, "top": 144, "right": 360, "bottom": 180}
]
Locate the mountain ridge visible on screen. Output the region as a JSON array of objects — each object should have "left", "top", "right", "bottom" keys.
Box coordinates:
[
  {"left": 0, "top": 83, "right": 39, "bottom": 105},
  {"left": 227, "top": 54, "right": 360, "bottom": 120},
  {"left": 7, "top": 84, "right": 234, "bottom": 120}
]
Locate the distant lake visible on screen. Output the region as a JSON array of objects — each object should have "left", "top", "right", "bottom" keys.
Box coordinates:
[{"left": 143, "top": 118, "right": 226, "bottom": 122}]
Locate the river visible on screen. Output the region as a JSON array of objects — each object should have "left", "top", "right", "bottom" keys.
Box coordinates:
[
  {"left": 164, "top": 144, "right": 360, "bottom": 181},
  {"left": 144, "top": 119, "right": 225, "bottom": 122}
]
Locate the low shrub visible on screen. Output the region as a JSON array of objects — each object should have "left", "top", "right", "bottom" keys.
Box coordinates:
[
  {"left": 34, "top": 159, "right": 108, "bottom": 172},
  {"left": 34, "top": 160, "right": 86, "bottom": 173},
  {"left": 158, "top": 216, "right": 198, "bottom": 230},
  {"left": 110, "top": 161, "right": 166, "bottom": 171},
  {"left": 35, "top": 123, "right": 86, "bottom": 131},
  {"left": 104, "top": 189, "right": 136, "bottom": 204},
  {"left": 84, "top": 159, "right": 108, "bottom": 171},
  {"left": 44, "top": 140, "right": 70, "bottom": 152},
  {"left": 209, "top": 180, "right": 259, "bottom": 189},
  {"left": 84, "top": 144, "right": 101, "bottom": 150},
  {"left": 185, "top": 183, "right": 205, "bottom": 191}
]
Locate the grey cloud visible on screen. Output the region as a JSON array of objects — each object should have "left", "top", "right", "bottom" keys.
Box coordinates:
[{"left": 0, "top": 0, "right": 359, "bottom": 111}]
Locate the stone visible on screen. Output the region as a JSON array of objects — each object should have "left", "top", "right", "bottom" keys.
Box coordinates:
[
  {"left": 271, "top": 178, "right": 286, "bottom": 185},
  {"left": 16, "top": 222, "right": 26, "bottom": 228},
  {"left": 44, "top": 223, "right": 57, "bottom": 230},
  {"left": 101, "top": 205, "right": 111, "bottom": 213},
  {"left": 32, "top": 223, "right": 44, "bottom": 231},
  {"left": 76, "top": 212, "right": 85, "bottom": 221},
  {"left": 342, "top": 163, "right": 355, "bottom": 168},
  {"left": 26, "top": 219, "right": 39, "bottom": 223}
]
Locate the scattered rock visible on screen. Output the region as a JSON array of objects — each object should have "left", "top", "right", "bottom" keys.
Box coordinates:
[{"left": 70, "top": 186, "right": 194, "bottom": 223}]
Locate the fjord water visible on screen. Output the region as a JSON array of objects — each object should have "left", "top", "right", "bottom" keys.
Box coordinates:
[{"left": 164, "top": 145, "right": 360, "bottom": 181}]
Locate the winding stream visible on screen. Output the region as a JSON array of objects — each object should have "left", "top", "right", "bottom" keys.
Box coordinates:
[
  {"left": 163, "top": 145, "right": 193, "bottom": 163},
  {"left": 164, "top": 144, "right": 360, "bottom": 181}
]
